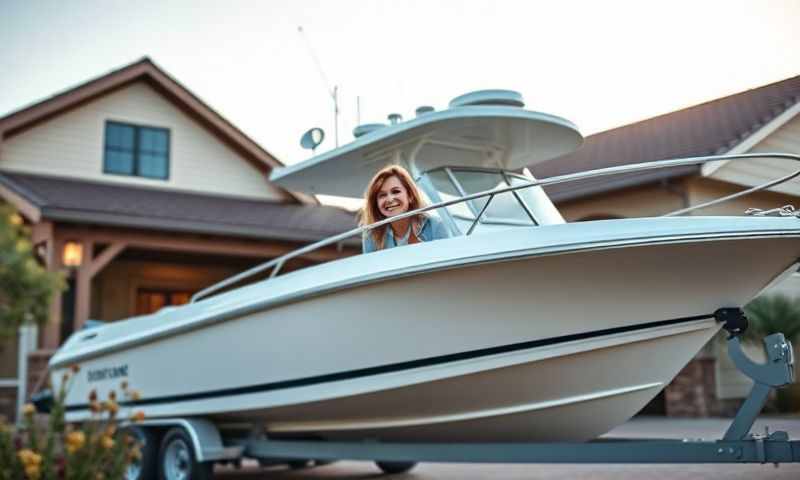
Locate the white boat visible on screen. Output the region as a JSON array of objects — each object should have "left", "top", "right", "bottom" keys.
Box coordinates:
[{"left": 48, "top": 90, "right": 800, "bottom": 444}]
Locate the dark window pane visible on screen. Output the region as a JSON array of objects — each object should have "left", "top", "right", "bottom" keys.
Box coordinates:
[
  {"left": 105, "top": 123, "right": 135, "bottom": 150},
  {"left": 139, "top": 152, "right": 168, "bottom": 178},
  {"left": 104, "top": 150, "right": 134, "bottom": 174},
  {"left": 103, "top": 121, "right": 169, "bottom": 180},
  {"left": 140, "top": 128, "right": 168, "bottom": 153}
]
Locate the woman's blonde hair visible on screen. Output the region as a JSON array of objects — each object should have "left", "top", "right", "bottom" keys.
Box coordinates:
[{"left": 359, "top": 165, "right": 428, "bottom": 250}]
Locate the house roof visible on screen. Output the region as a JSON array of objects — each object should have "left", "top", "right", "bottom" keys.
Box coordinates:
[
  {"left": 0, "top": 57, "right": 316, "bottom": 205},
  {"left": 0, "top": 172, "right": 357, "bottom": 244},
  {"left": 530, "top": 75, "right": 800, "bottom": 202}
]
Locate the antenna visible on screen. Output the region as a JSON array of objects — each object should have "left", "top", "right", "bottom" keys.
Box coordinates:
[{"left": 298, "top": 25, "right": 339, "bottom": 147}]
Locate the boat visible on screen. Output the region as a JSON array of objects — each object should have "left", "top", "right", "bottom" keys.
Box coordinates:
[{"left": 47, "top": 89, "right": 800, "bottom": 445}]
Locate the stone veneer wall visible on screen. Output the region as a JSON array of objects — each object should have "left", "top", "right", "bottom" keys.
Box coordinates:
[
  {"left": 0, "top": 388, "right": 15, "bottom": 421},
  {"left": 665, "top": 358, "right": 728, "bottom": 417}
]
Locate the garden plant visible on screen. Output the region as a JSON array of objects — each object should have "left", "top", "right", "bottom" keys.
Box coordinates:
[{"left": 0, "top": 364, "right": 145, "bottom": 480}]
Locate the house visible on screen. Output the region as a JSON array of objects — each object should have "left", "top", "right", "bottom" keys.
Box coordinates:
[
  {"left": 530, "top": 74, "right": 800, "bottom": 416},
  {"left": 0, "top": 58, "right": 358, "bottom": 420}
]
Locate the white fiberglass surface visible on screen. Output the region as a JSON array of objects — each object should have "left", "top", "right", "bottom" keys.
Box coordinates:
[
  {"left": 50, "top": 215, "right": 800, "bottom": 367},
  {"left": 270, "top": 107, "right": 582, "bottom": 197}
]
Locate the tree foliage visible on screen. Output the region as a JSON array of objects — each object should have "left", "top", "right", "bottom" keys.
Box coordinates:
[
  {"left": 0, "top": 204, "right": 64, "bottom": 338},
  {"left": 743, "top": 293, "right": 800, "bottom": 343}
]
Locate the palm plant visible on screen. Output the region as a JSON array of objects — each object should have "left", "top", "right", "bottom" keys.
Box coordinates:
[{"left": 742, "top": 294, "right": 800, "bottom": 343}]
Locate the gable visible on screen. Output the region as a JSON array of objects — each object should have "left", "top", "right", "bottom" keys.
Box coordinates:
[
  {"left": 0, "top": 81, "right": 291, "bottom": 201},
  {"left": 705, "top": 108, "right": 800, "bottom": 196}
]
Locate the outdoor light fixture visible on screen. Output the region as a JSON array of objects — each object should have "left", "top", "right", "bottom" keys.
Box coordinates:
[{"left": 62, "top": 241, "right": 83, "bottom": 268}]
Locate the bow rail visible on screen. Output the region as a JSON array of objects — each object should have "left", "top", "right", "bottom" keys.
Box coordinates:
[{"left": 191, "top": 152, "right": 800, "bottom": 303}]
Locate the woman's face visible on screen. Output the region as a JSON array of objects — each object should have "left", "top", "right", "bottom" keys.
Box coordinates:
[{"left": 376, "top": 175, "right": 411, "bottom": 218}]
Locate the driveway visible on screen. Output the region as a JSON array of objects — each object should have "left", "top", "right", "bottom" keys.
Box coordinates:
[{"left": 215, "top": 416, "right": 800, "bottom": 479}]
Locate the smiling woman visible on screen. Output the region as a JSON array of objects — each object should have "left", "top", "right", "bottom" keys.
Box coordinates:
[{"left": 359, "top": 165, "right": 451, "bottom": 253}]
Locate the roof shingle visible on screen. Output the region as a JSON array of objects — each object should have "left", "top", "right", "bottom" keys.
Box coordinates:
[
  {"left": 531, "top": 75, "right": 800, "bottom": 202},
  {"left": 0, "top": 173, "right": 357, "bottom": 243}
]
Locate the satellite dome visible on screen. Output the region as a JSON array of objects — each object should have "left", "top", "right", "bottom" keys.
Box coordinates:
[{"left": 449, "top": 89, "right": 525, "bottom": 108}]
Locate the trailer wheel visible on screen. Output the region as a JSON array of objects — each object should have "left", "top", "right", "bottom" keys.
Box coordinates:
[
  {"left": 158, "top": 427, "right": 213, "bottom": 480},
  {"left": 288, "top": 459, "right": 312, "bottom": 469},
  {"left": 375, "top": 461, "right": 417, "bottom": 474},
  {"left": 122, "top": 426, "right": 158, "bottom": 480}
]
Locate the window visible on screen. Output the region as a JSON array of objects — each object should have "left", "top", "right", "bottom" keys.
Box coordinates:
[
  {"left": 136, "top": 289, "right": 193, "bottom": 315},
  {"left": 426, "top": 168, "right": 539, "bottom": 225},
  {"left": 103, "top": 121, "right": 170, "bottom": 179}
]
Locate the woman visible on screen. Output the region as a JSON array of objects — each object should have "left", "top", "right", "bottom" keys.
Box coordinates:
[{"left": 361, "top": 165, "right": 451, "bottom": 253}]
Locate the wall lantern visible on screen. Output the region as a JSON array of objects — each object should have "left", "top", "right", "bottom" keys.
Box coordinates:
[{"left": 62, "top": 241, "right": 83, "bottom": 268}]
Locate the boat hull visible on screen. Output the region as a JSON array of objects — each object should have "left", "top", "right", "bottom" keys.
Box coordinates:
[{"left": 53, "top": 232, "right": 800, "bottom": 441}]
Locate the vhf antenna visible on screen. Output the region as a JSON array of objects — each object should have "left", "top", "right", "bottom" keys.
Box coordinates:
[{"left": 298, "top": 26, "right": 339, "bottom": 147}]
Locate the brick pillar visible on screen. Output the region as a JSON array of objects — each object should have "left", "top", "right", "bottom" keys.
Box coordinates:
[{"left": 664, "top": 357, "right": 718, "bottom": 417}]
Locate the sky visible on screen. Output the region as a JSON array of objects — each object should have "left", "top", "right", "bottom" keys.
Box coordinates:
[{"left": 2, "top": 0, "right": 800, "bottom": 205}]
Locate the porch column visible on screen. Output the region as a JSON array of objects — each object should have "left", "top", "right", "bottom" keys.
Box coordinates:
[
  {"left": 73, "top": 241, "right": 127, "bottom": 331},
  {"left": 40, "top": 230, "right": 62, "bottom": 349}
]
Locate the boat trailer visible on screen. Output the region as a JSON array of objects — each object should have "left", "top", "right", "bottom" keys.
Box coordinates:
[
  {"left": 243, "top": 319, "right": 800, "bottom": 466},
  {"left": 130, "top": 312, "right": 799, "bottom": 477}
]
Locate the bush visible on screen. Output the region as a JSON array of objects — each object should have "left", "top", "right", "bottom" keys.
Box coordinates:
[
  {"left": 0, "top": 205, "right": 65, "bottom": 338},
  {"left": 0, "top": 365, "right": 144, "bottom": 480}
]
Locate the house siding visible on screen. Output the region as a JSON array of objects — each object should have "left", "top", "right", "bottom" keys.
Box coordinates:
[
  {"left": 684, "top": 176, "right": 799, "bottom": 216},
  {"left": 0, "top": 82, "right": 290, "bottom": 201},
  {"left": 709, "top": 114, "right": 800, "bottom": 196},
  {"left": 556, "top": 182, "right": 686, "bottom": 220}
]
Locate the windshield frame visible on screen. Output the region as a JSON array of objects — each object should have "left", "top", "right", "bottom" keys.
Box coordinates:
[{"left": 420, "top": 165, "right": 541, "bottom": 230}]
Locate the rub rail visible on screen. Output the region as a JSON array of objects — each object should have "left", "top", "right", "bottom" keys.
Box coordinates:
[{"left": 191, "top": 152, "right": 800, "bottom": 303}]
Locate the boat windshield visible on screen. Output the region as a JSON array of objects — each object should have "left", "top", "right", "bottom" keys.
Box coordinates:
[{"left": 424, "top": 167, "right": 539, "bottom": 227}]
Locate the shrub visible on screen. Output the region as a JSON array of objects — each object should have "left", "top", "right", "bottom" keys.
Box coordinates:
[
  {"left": 742, "top": 294, "right": 800, "bottom": 343},
  {"left": 0, "top": 205, "right": 65, "bottom": 338},
  {"left": 0, "top": 365, "right": 144, "bottom": 480}
]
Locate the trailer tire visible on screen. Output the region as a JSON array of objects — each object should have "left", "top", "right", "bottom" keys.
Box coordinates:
[
  {"left": 288, "top": 459, "right": 312, "bottom": 469},
  {"left": 158, "top": 427, "right": 213, "bottom": 480},
  {"left": 122, "top": 426, "right": 158, "bottom": 480},
  {"left": 375, "top": 461, "right": 417, "bottom": 474}
]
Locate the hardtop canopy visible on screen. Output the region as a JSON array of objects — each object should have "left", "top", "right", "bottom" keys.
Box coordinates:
[{"left": 270, "top": 103, "right": 583, "bottom": 197}]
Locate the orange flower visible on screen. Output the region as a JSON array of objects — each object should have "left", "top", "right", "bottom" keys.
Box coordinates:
[
  {"left": 128, "top": 446, "right": 142, "bottom": 461},
  {"left": 65, "top": 431, "right": 86, "bottom": 453},
  {"left": 131, "top": 410, "right": 145, "bottom": 423},
  {"left": 24, "top": 464, "right": 41, "bottom": 480},
  {"left": 100, "top": 435, "right": 115, "bottom": 450},
  {"left": 17, "top": 448, "right": 36, "bottom": 465}
]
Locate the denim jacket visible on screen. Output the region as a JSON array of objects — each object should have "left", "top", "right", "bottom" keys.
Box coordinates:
[{"left": 362, "top": 215, "right": 451, "bottom": 253}]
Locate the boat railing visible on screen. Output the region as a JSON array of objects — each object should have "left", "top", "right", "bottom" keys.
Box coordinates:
[{"left": 191, "top": 152, "right": 800, "bottom": 303}]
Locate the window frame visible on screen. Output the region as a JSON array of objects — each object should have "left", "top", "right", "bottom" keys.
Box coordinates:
[
  {"left": 424, "top": 166, "right": 540, "bottom": 226},
  {"left": 103, "top": 120, "right": 171, "bottom": 180}
]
